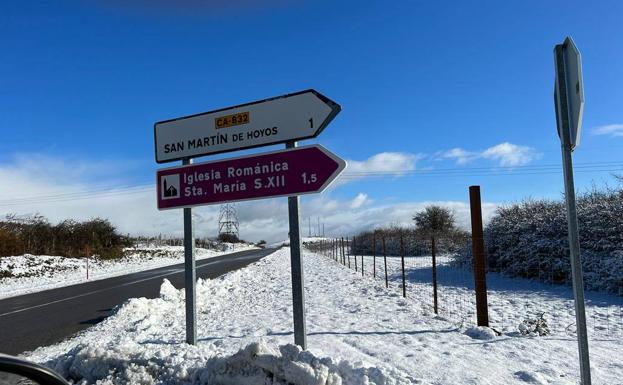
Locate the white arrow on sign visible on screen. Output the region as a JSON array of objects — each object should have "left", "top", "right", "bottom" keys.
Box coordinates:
[
  {"left": 554, "top": 36, "right": 584, "bottom": 150},
  {"left": 154, "top": 89, "right": 341, "bottom": 163}
]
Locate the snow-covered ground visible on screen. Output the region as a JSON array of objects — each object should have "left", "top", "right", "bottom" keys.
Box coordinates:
[
  {"left": 0, "top": 244, "right": 256, "bottom": 299},
  {"left": 269, "top": 236, "right": 332, "bottom": 248},
  {"left": 25, "top": 248, "right": 622, "bottom": 384},
  {"left": 337, "top": 253, "right": 623, "bottom": 338}
]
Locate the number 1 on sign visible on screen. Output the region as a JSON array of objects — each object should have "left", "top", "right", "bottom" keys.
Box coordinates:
[{"left": 301, "top": 172, "right": 317, "bottom": 184}]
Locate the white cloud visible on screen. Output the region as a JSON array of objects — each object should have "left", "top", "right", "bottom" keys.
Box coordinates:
[
  {"left": 437, "top": 142, "right": 539, "bottom": 167},
  {"left": 346, "top": 152, "right": 420, "bottom": 175},
  {"left": 0, "top": 154, "right": 499, "bottom": 244},
  {"left": 481, "top": 142, "right": 539, "bottom": 167},
  {"left": 334, "top": 152, "right": 422, "bottom": 186},
  {"left": 349, "top": 193, "right": 370, "bottom": 209},
  {"left": 437, "top": 148, "right": 478, "bottom": 165},
  {"left": 592, "top": 124, "right": 623, "bottom": 137}
]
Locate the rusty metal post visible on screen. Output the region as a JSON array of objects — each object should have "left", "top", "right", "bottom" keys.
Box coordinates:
[
  {"left": 383, "top": 236, "right": 388, "bottom": 288},
  {"left": 400, "top": 233, "right": 406, "bottom": 298},
  {"left": 431, "top": 236, "right": 438, "bottom": 314},
  {"left": 469, "top": 185, "right": 489, "bottom": 327}
]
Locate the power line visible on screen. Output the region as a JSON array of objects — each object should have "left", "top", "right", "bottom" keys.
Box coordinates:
[
  {"left": 342, "top": 161, "right": 623, "bottom": 176},
  {"left": 0, "top": 185, "right": 152, "bottom": 207},
  {"left": 0, "top": 161, "right": 620, "bottom": 207},
  {"left": 0, "top": 184, "right": 152, "bottom": 203},
  {"left": 340, "top": 167, "right": 623, "bottom": 179},
  {"left": 340, "top": 161, "right": 623, "bottom": 178}
]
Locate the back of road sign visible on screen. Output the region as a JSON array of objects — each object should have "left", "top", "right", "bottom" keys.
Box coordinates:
[{"left": 554, "top": 36, "right": 584, "bottom": 150}]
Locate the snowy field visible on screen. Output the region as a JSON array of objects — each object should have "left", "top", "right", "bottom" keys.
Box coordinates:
[
  {"left": 0, "top": 244, "right": 256, "bottom": 299},
  {"left": 336, "top": 253, "right": 623, "bottom": 338},
  {"left": 25, "top": 248, "right": 623, "bottom": 384}
]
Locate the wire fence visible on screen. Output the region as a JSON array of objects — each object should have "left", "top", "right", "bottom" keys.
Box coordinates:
[{"left": 306, "top": 234, "right": 623, "bottom": 339}]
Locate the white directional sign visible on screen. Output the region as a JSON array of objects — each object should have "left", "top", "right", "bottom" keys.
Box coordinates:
[
  {"left": 554, "top": 36, "right": 584, "bottom": 150},
  {"left": 154, "top": 89, "right": 341, "bottom": 163}
]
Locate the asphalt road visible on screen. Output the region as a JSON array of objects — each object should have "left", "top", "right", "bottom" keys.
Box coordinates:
[{"left": 0, "top": 247, "right": 276, "bottom": 356}]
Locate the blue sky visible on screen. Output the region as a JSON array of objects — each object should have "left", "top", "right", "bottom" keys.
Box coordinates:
[{"left": 1, "top": 1, "right": 622, "bottom": 241}]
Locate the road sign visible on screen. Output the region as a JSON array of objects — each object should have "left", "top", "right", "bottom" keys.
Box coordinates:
[
  {"left": 154, "top": 89, "right": 341, "bottom": 163},
  {"left": 554, "top": 37, "right": 591, "bottom": 385},
  {"left": 554, "top": 36, "right": 584, "bottom": 150},
  {"left": 157, "top": 145, "right": 346, "bottom": 209}
]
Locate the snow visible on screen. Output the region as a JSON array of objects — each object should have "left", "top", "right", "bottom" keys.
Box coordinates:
[
  {"left": 0, "top": 244, "right": 257, "bottom": 299},
  {"left": 464, "top": 326, "right": 497, "bottom": 340},
  {"left": 345, "top": 253, "right": 623, "bottom": 338},
  {"left": 23, "top": 248, "right": 623, "bottom": 384},
  {"left": 270, "top": 237, "right": 332, "bottom": 248}
]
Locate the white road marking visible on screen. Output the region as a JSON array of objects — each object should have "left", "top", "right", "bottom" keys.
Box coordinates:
[{"left": 0, "top": 253, "right": 264, "bottom": 318}]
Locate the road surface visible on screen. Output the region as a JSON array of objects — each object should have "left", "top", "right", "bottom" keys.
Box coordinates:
[{"left": 0, "top": 247, "right": 276, "bottom": 355}]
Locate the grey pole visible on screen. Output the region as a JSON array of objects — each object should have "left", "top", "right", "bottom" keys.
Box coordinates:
[
  {"left": 286, "top": 141, "right": 307, "bottom": 349},
  {"left": 183, "top": 157, "right": 197, "bottom": 345},
  {"left": 555, "top": 45, "right": 591, "bottom": 385}
]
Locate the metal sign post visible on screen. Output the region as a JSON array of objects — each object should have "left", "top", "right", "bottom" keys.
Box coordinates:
[
  {"left": 286, "top": 141, "right": 307, "bottom": 349},
  {"left": 154, "top": 89, "right": 342, "bottom": 350},
  {"left": 554, "top": 36, "right": 591, "bottom": 385},
  {"left": 182, "top": 158, "right": 197, "bottom": 345}
]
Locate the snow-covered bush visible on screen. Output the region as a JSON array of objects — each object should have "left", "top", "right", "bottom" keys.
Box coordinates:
[
  {"left": 518, "top": 313, "right": 550, "bottom": 336},
  {"left": 456, "top": 188, "right": 623, "bottom": 295}
]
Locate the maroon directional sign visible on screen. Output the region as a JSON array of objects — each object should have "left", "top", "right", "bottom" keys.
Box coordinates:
[{"left": 157, "top": 145, "right": 346, "bottom": 210}]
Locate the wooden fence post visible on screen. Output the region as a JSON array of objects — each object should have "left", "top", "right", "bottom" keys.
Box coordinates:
[
  {"left": 347, "top": 238, "right": 351, "bottom": 268},
  {"left": 339, "top": 238, "right": 342, "bottom": 263},
  {"left": 431, "top": 236, "right": 438, "bottom": 314},
  {"left": 400, "top": 233, "right": 406, "bottom": 298},
  {"left": 337, "top": 238, "right": 339, "bottom": 262},
  {"left": 469, "top": 185, "right": 490, "bottom": 327},
  {"left": 339, "top": 238, "right": 342, "bottom": 264}
]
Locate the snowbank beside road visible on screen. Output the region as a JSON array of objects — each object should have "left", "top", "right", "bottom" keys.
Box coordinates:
[
  {"left": 26, "top": 248, "right": 623, "bottom": 384},
  {"left": 0, "top": 244, "right": 256, "bottom": 299}
]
